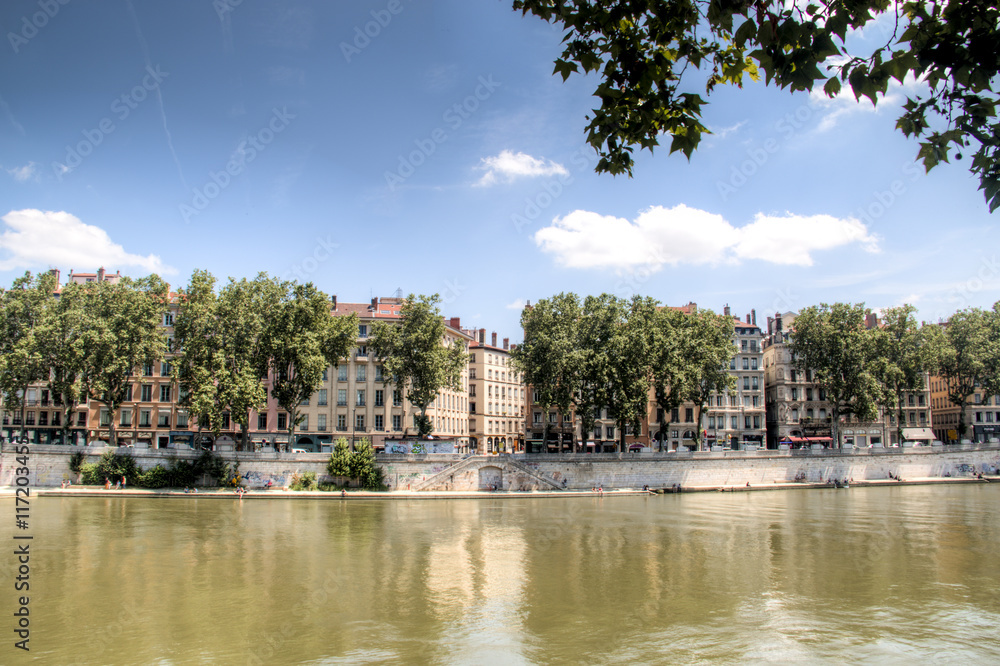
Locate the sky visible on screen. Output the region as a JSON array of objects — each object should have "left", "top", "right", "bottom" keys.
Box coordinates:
[{"left": 1, "top": 0, "right": 997, "bottom": 341}]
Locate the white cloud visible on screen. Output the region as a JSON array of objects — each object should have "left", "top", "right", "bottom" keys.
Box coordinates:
[
  {"left": 475, "top": 150, "right": 568, "bottom": 186},
  {"left": 506, "top": 298, "right": 527, "bottom": 311},
  {"left": 0, "top": 209, "right": 174, "bottom": 275},
  {"left": 711, "top": 120, "right": 747, "bottom": 139},
  {"left": 5, "top": 162, "right": 38, "bottom": 182},
  {"left": 809, "top": 69, "right": 925, "bottom": 132},
  {"left": 533, "top": 205, "right": 879, "bottom": 271}
]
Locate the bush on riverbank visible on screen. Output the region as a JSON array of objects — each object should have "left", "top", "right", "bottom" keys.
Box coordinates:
[
  {"left": 326, "top": 437, "right": 385, "bottom": 490},
  {"left": 290, "top": 472, "right": 317, "bottom": 491},
  {"left": 76, "top": 450, "right": 231, "bottom": 489}
]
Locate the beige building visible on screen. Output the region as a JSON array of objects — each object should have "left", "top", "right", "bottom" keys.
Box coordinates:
[
  {"left": 292, "top": 297, "right": 473, "bottom": 453},
  {"left": 763, "top": 311, "right": 932, "bottom": 448},
  {"left": 648, "top": 305, "right": 765, "bottom": 451},
  {"left": 465, "top": 329, "right": 525, "bottom": 454}
]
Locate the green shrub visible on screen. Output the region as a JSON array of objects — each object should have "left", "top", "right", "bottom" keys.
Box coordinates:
[
  {"left": 290, "top": 471, "right": 317, "bottom": 491},
  {"left": 68, "top": 451, "right": 86, "bottom": 475},
  {"left": 80, "top": 463, "right": 101, "bottom": 486},
  {"left": 138, "top": 465, "right": 170, "bottom": 489}
]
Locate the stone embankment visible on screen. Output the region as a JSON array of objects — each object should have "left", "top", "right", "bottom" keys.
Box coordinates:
[{"left": 2, "top": 444, "right": 998, "bottom": 493}]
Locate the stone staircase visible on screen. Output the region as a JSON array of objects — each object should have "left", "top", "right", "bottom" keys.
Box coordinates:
[
  {"left": 502, "top": 457, "right": 563, "bottom": 490},
  {"left": 409, "top": 456, "right": 485, "bottom": 492}
]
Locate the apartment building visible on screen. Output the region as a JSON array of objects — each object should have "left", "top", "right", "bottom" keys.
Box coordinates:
[
  {"left": 763, "top": 311, "right": 933, "bottom": 448},
  {"left": 647, "top": 305, "right": 765, "bottom": 451},
  {"left": 930, "top": 376, "right": 999, "bottom": 443},
  {"left": 293, "top": 297, "right": 473, "bottom": 453},
  {"left": 465, "top": 329, "right": 525, "bottom": 454}
]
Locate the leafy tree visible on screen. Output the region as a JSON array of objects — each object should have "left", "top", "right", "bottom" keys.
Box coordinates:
[
  {"left": 217, "top": 274, "right": 285, "bottom": 449},
  {"left": 682, "top": 309, "right": 738, "bottom": 451},
  {"left": 513, "top": 0, "right": 1000, "bottom": 210},
  {"left": 578, "top": 294, "right": 656, "bottom": 452},
  {"left": 789, "top": 303, "right": 883, "bottom": 448},
  {"left": 327, "top": 437, "right": 352, "bottom": 478},
  {"left": 369, "top": 294, "right": 467, "bottom": 438},
  {"left": 265, "top": 281, "right": 357, "bottom": 445},
  {"left": 37, "top": 281, "right": 92, "bottom": 445},
  {"left": 78, "top": 276, "right": 169, "bottom": 447},
  {"left": 511, "top": 292, "right": 583, "bottom": 450},
  {"left": 871, "top": 305, "right": 929, "bottom": 444},
  {"left": 650, "top": 307, "right": 690, "bottom": 451},
  {"left": 924, "top": 307, "right": 997, "bottom": 441},
  {"left": 0, "top": 271, "right": 58, "bottom": 442},
  {"left": 174, "top": 270, "right": 227, "bottom": 444},
  {"left": 350, "top": 438, "right": 385, "bottom": 489}
]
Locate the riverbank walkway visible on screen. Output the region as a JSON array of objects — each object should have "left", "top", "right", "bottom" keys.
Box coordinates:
[{"left": 4, "top": 475, "right": 992, "bottom": 500}]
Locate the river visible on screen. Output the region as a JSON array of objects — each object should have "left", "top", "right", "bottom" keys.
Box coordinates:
[{"left": 4, "top": 484, "right": 1000, "bottom": 664}]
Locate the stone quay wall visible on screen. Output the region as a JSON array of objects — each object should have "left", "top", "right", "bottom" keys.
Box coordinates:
[{"left": 3, "top": 444, "right": 998, "bottom": 491}]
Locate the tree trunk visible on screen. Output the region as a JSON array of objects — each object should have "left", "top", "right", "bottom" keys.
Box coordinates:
[
  {"left": 19, "top": 381, "right": 28, "bottom": 443},
  {"left": 288, "top": 407, "right": 296, "bottom": 449},
  {"left": 693, "top": 404, "right": 704, "bottom": 451},
  {"left": 108, "top": 412, "right": 117, "bottom": 448},
  {"left": 618, "top": 417, "right": 626, "bottom": 453},
  {"left": 958, "top": 400, "right": 968, "bottom": 440},
  {"left": 240, "top": 422, "right": 250, "bottom": 451}
]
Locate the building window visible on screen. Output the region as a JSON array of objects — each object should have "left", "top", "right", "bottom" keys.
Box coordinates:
[
  {"left": 359, "top": 324, "right": 368, "bottom": 338},
  {"left": 743, "top": 377, "right": 750, "bottom": 390},
  {"left": 742, "top": 358, "right": 749, "bottom": 370},
  {"left": 392, "top": 414, "right": 402, "bottom": 431},
  {"left": 375, "top": 389, "right": 384, "bottom": 406},
  {"left": 159, "top": 385, "right": 171, "bottom": 402},
  {"left": 143, "top": 363, "right": 153, "bottom": 377},
  {"left": 140, "top": 384, "right": 152, "bottom": 402},
  {"left": 356, "top": 390, "right": 366, "bottom": 406},
  {"left": 605, "top": 426, "right": 615, "bottom": 439},
  {"left": 375, "top": 414, "right": 384, "bottom": 430},
  {"left": 300, "top": 415, "right": 309, "bottom": 430},
  {"left": 316, "top": 414, "right": 327, "bottom": 431},
  {"left": 745, "top": 416, "right": 751, "bottom": 429},
  {"left": 77, "top": 412, "right": 87, "bottom": 427},
  {"left": 177, "top": 411, "right": 189, "bottom": 428},
  {"left": 751, "top": 358, "right": 758, "bottom": 370},
  {"left": 357, "top": 366, "right": 367, "bottom": 383},
  {"left": 158, "top": 411, "right": 170, "bottom": 428},
  {"left": 337, "top": 389, "right": 347, "bottom": 406},
  {"left": 139, "top": 410, "right": 151, "bottom": 427},
  {"left": 258, "top": 413, "right": 267, "bottom": 430},
  {"left": 318, "top": 389, "right": 328, "bottom": 406},
  {"left": 375, "top": 365, "right": 384, "bottom": 382},
  {"left": 355, "top": 414, "right": 365, "bottom": 430},
  {"left": 338, "top": 366, "right": 348, "bottom": 381},
  {"left": 393, "top": 390, "right": 402, "bottom": 406},
  {"left": 753, "top": 415, "right": 761, "bottom": 429},
  {"left": 684, "top": 408, "right": 693, "bottom": 422},
  {"left": 161, "top": 361, "right": 171, "bottom": 377},
  {"left": 731, "top": 416, "right": 738, "bottom": 429},
  {"left": 120, "top": 409, "right": 132, "bottom": 426},
  {"left": 278, "top": 413, "right": 287, "bottom": 430},
  {"left": 752, "top": 376, "right": 759, "bottom": 390}
]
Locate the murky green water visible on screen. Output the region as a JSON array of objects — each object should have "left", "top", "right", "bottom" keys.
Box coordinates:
[{"left": 3, "top": 485, "right": 1000, "bottom": 664}]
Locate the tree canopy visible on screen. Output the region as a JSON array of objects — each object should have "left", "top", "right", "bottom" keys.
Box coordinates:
[
  {"left": 369, "top": 294, "right": 467, "bottom": 438},
  {"left": 513, "top": 0, "right": 1000, "bottom": 210}
]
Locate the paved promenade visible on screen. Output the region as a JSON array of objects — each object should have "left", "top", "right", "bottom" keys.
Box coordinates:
[{"left": 5, "top": 475, "right": 991, "bottom": 500}]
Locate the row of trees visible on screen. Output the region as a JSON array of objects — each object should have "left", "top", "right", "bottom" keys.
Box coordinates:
[
  {"left": 0, "top": 270, "right": 466, "bottom": 448},
  {"left": 511, "top": 293, "right": 736, "bottom": 452},
  {"left": 791, "top": 302, "right": 1000, "bottom": 444},
  {"left": 0, "top": 271, "right": 168, "bottom": 447}
]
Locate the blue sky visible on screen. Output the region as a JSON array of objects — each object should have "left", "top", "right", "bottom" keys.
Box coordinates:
[{"left": 1, "top": 0, "right": 997, "bottom": 339}]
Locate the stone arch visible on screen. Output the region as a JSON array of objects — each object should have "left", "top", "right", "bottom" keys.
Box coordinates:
[{"left": 478, "top": 465, "right": 502, "bottom": 490}]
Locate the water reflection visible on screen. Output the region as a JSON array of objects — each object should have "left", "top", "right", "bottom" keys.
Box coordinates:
[{"left": 3, "top": 486, "right": 999, "bottom": 664}]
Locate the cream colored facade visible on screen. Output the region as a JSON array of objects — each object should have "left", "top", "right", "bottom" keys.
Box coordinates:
[
  {"left": 294, "top": 297, "right": 472, "bottom": 452},
  {"left": 465, "top": 329, "right": 525, "bottom": 454}
]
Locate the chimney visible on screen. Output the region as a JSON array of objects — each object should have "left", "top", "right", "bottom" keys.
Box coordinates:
[
  {"left": 449, "top": 317, "right": 461, "bottom": 330},
  {"left": 724, "top": 304, "right": 730, "bottom": 317},
  {"left": 776, "top": 314, "right": 783, "bottom": 333},
  {"left": 865, "top": 313, "right": 878, "bottom": 329},
  {"left": 479, "top": 328, "right": 486, "bottom": 344},
  {"left": 767, "top": 315, "right": 773, "bottom": 335},
  {"left": 503, "top": 337, "right": 509, "bottom": 350},
  {"left": 331, "top": 294, "right": 337, "bottom": 310},
  {"left": 751, "top": 309, "right": 756, "bottom": 326},
  {"left": 49, "top": 268, "right": 60, "bottom": 285},
  {"left": 492, "top": 332, "right": 497, "bottom": 347},
  {"left": 371, "top": 297, "right": 378, "bottom": 310},
  {"left": 746, "top": 314, "right": 751, "bottom": 324},
  {"left": 97, "top": 267, "right": 105, "bottom": 282}
]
